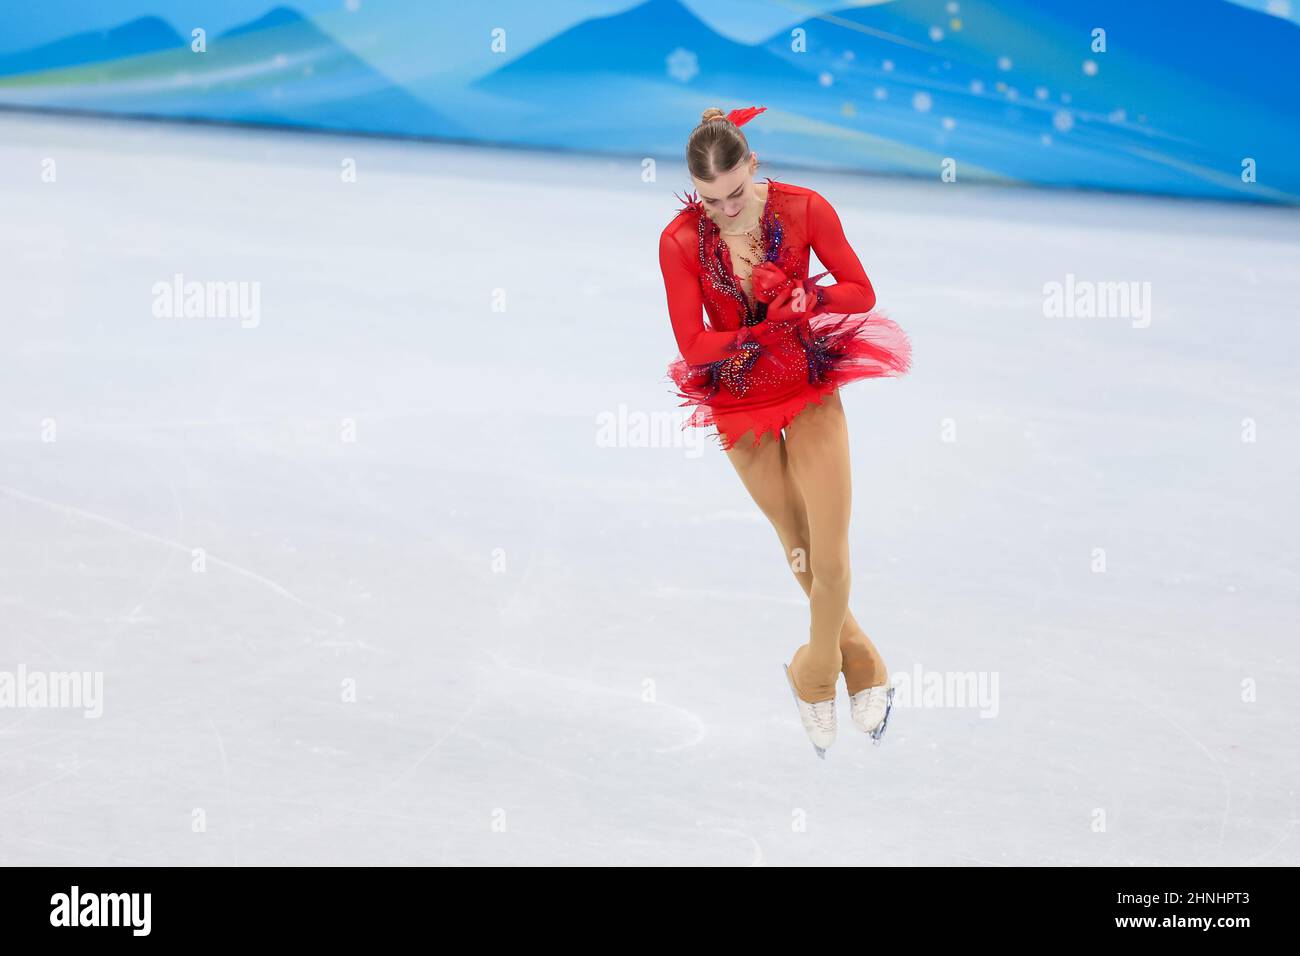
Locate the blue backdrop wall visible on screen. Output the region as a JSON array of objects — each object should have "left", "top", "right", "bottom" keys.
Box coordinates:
[{"left": 0, "top": 0, "right": 1296, "bottom": 203}]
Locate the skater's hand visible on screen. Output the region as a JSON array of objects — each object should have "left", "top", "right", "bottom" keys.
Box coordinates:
[
  {"left": 750, "top": 262, "right": 793, "bottom": 304},
  {"left": 765, "top": 283, "right": 815, "bottom": 325}
]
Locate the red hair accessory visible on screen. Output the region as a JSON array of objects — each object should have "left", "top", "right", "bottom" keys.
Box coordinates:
[
  {"left": 726, "top": 106, "right": 766, "bottom": 127},
  {"left": 672, "top": 107, "right": 766, "bottom": 215}
]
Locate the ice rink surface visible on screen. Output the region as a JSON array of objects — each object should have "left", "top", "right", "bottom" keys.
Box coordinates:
[{"left": 1, "top": 111, "right": 1297, "bottom": 865}]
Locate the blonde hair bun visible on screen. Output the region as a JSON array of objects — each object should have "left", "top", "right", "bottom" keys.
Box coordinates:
[{"left": 700, "top": 107, "right": 727, "bottom": 124}]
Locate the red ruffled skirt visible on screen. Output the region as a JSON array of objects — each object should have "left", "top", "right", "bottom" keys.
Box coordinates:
[{"left": 666, "top": 310, "right": 911, "bottom": 450}]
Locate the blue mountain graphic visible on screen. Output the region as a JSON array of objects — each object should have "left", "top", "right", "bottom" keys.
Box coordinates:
[
  {"left": 220, "top": 5, "right": 310, "bottom": 40},
  {"left": 0, "top": 6, "right": 464, "bottom": 140},
  {"left": 0, "top": 16, "right": 185, "bottom": 79},
  {"left": 473, "top": 0, "right": 810, "bottom": 89},
  {"left": 199, "top": 6, "right": 464, "bottom": 137},
  {"left": 756, "top": 0, "right": 1299, "bottom": 198}
]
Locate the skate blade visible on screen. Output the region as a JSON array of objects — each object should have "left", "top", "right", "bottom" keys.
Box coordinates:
[
  {"left": 869, "top": 685, "right": 896, "bottom": 747},
  {"left": 783, "top": 663, "right": 827, "bottom": 759}
]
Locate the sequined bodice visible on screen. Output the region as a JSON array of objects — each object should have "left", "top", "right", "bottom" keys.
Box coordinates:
[
  {"left": 670, "top": 178, "right": 812, "bottom": 331},
  {"left": 710, "top": 184, "right": 770, "bottom": 306},
  {"left": 660, "top": 178, "right": 879, "bottom": 370}
]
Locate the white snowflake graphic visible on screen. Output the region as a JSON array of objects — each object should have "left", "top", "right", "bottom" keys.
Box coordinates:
[{"left": 666, "top": 47, "right": 699, "bottom": 83}]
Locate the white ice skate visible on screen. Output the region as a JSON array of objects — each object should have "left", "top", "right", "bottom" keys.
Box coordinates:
[
  {"left": 849, "top": 683, "right": 896, "bottom": 745},
  {"left": 783, "top": 663, "right": 836, "bottom": 758}
]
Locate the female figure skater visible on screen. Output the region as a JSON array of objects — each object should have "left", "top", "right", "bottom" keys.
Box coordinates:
[{"left": 658, "top": 106, "right": 912, "bottom": 757}]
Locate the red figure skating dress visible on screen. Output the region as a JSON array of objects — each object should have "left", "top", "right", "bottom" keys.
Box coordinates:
[{"left": 659, "top": 177, "right": 911, "bottom": 450}]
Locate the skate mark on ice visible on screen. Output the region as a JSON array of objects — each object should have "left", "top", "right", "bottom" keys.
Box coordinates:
[
  {"left": 1117, "top": 687, "right": 1232, "bottom": 858},
  {"left": 0, "top": 768, "right": 80, "bottom": 807},
  {"left": 1044, "top": 661, "right": 1232, "bottom": 859},
  {"left": 119, "top": 481, "right": 186, "bottom": 622},
  {"left": 207, "top": 717, "right": 241, "bottom": 866},
  {"left": 487, "top": 650, "right": 707, "bottom": 753},
  {"left": 0, "top": 710, "right": 41, "bottom": 741},
  {"left": 705, "top": 825, "right": 763, "bottom": 866},
  {"left": 1241, "top": 817, "right": 1299, "bottom": 865},
  {"left": 368, "top": 669, "right": 487, "bottom": 799},
  {"left": 652, "top": 585, "right": 806, "bottom": 607},
  {"left": 0, "top": 484, "right": 345, "bottom": 628},
  {"left": 311, "top": 638, "right": 388, "bottom": 653}
]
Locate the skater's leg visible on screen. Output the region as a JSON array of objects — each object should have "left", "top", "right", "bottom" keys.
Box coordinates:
[
  {"left": 778, "top": 441, "right": 888, "bottom": 695},
  {"left": 838, "top": 621, "right": 889, "bottom": 695},
  {"left": 724, "top": 424, "right": 885, "bottom": 695},
  {"left": 723, "top": 428, "right": 811, "bottom": 593},
  {"left": 782, "top": 391, "right": 854, "bottom": 701}
]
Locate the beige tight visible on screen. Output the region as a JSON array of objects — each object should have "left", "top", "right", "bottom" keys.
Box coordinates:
[{"left": 724, "top": 390, "right": 887, "bottom": 703}]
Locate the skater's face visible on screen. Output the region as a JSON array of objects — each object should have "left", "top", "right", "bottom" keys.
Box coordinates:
[{"left": 693, "top": 153, "right": 759, "bottom": 222}]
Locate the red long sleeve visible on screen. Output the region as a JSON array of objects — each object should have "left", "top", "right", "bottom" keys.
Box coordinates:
[
  {"left": 659, "top": 226, "right": 750, "bottom": 365},
  {"left": 806, "top": 190, "right": 876, "bottom": 313}
]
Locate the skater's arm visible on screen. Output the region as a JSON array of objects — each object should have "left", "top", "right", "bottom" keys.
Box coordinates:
[
  {"left": 806, "top": 190, "right": 877, "bottom": 314},
  {"left": 660, "top": 228, "right": 753, "bottom": 365}
]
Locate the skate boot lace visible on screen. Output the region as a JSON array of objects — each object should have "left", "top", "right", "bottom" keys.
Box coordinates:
[
  {"left": 808, "top": 698, "right": 836, "bottom": 731},
  {"left": 853, "top": 686, "right": 887, "bottom": 720}
]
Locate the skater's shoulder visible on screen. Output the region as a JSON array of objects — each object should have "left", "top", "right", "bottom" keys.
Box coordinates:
[
  {"left": 772, "top": 179, "right": 815, "bottom": 198},
  {"left": 767, "top": 180, "right": 834, "bottom": 221},
  {"left": 774, "top": 180, "right": 840, "bottom": 209},
  {"left": 664, "top": 188, "right": 705, "bottom": 234},
  {"left": 661, "top": 195, "right": 704, "bottom": 259}
]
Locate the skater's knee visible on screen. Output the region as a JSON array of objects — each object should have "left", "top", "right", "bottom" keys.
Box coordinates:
[
  {"left": 810, "top": 551, "right": 851, "bottom": 589},
  {"left": 782, "top": 539, "right": 811, "bottom": 576},
  {"left": 767, "top": 501, "right": 805, "bottom": 545},
  {"left": 774, "top": 522, "right": 809, "bottom": 568}
]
